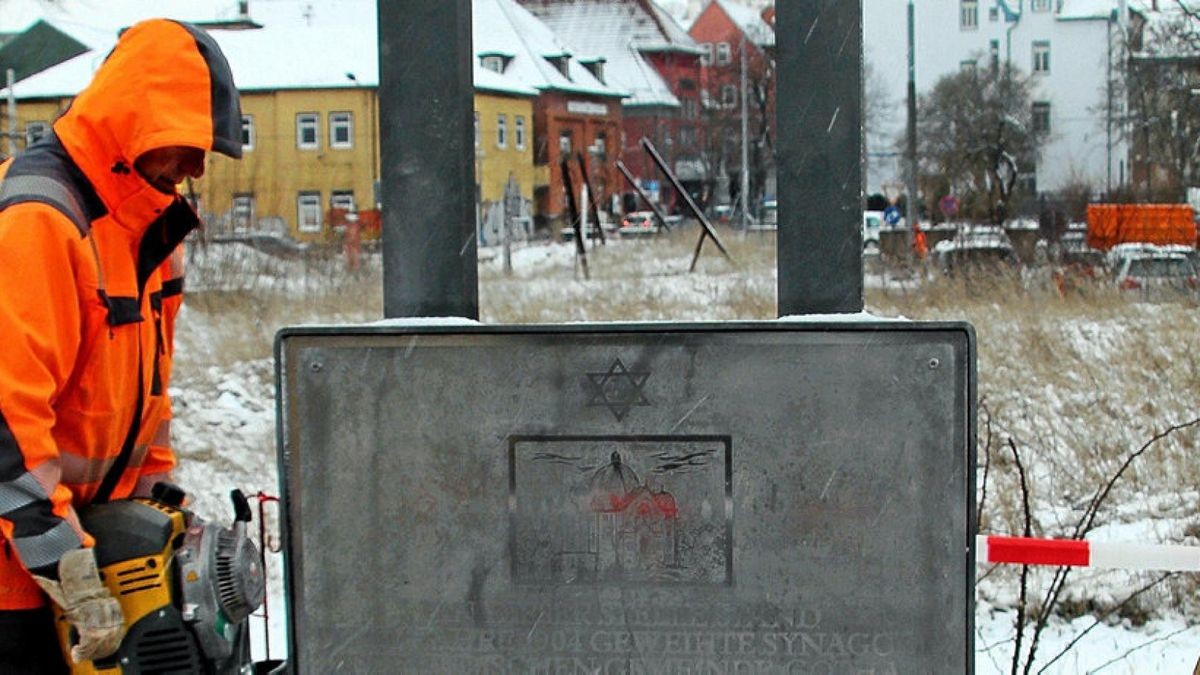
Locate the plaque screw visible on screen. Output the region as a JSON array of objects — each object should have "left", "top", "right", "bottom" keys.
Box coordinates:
[
  {"left": 928, "top": 358, "right": 940, "bottom": 370},
  {"left": 310, "top": 362, "right": 323, "bottom": 373}
]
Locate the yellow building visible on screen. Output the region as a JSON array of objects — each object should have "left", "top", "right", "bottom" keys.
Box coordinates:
[
  {"left": 197, "top": 87, "right": 379, "bottom": 242},
  {"left": 201, "top": 84, "right": 535, "bottom": 243},
  {"left": 7, "top": 84, "right": 536, "bottom": 244},
  {"left": 3, "top": 97, "right": 69, "bottom": 158},
  {"left": 3, "top": 4, "right": 541, "bottom": 245},
  {"left": 475, "top": 89, "right": 538, "bottom": 207}
]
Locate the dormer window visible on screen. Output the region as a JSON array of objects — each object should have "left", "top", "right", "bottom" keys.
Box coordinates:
[
  {"left": 482, "top": 56, "right": 504, "bottom": 73},
  {"left": 581, "top": 57, "right": 606, "bottom": 84},
  {"left": 546, "top": 54, "right": 571, "bottom": 78},
  {"left": 478, "top": 51, "right": 513, "bottom": 74}
]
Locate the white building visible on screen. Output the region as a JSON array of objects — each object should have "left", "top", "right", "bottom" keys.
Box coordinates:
[{"left": 864, "top": 0, "right": 1143, "bottom": 198}]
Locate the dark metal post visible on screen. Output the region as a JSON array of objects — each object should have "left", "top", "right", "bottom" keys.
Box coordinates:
[
  {"left": 776, "top": 0, "right": 863, "bottom": 315},
  {"left": 615, "top": 160, "right": 672, "bottom": 232},
  {"left": 378, "top": 1, "right": 478, "bottom": 319},
  {"left": 905, "top": 0, "right": 919, "bottom": 255},
  {"left": 576, "top": 153, "right": 606, "bottom": 245},
  {"left": 561, "top": 155, "right": 589, "bottom": 279},
  {"left": 640, "top": 138, "right": 732, "bottom": 268}
]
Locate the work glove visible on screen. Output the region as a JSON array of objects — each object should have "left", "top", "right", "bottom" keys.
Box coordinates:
[{"left": 33, "top": 547, "right": 126, "bottom": 663}]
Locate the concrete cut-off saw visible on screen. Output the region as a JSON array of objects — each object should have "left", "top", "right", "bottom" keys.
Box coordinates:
[{"left": 53, "top": 483, "right": 282, "bottom": 674}]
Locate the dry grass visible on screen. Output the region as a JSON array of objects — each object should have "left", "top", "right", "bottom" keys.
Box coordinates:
[{"left": 179, "top": 232, "right": 1200, "bottom": 570}]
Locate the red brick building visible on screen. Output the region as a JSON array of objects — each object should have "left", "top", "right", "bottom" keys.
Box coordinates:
[
  {"left": 520, "top": 0, "right": 705, "bottom": 215},
  {"left": 689, "top": 0, "right": 776, "bottom": 209},
  {"left": 477, "top": 0, "right": 627, "bottom": 231},
  {"left": 532, "top": 91, "right": 625, "bottom": 223}
]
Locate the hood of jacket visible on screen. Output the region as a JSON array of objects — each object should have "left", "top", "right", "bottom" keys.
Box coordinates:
[{"left": 52, "top": 19, "right": 242, "bottom": 232}]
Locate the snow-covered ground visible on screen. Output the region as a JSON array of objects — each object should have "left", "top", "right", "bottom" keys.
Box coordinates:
[{"left": 173, "top": 233, "right": 1200, "bottom": 671}]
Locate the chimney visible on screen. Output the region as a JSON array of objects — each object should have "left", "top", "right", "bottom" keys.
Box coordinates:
[{"left": 238, "top": 0, "right": 249, "bottom": 18}]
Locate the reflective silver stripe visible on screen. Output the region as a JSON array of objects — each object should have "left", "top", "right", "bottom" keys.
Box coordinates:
[
  {"left": 0, "top": 175, "right": 88, "bottom": 232},
  {"left": 0, "top": 473, "right": 47, "bottom": 515},
  {"left": 12, "top": 519, "right": 83, "bottom": 570},
  {"left": 60, "top": 452, "right": 116, "bottom": 484}
]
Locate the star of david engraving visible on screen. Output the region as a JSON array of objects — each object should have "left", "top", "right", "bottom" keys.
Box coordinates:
[{"left": 585, "top": 358, "right": 651, "bottom": 421}]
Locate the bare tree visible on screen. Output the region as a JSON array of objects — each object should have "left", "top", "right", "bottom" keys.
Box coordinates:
[
  {"left": 916, "top": 64, "right": 1047, "bottom": 225},
  {"left": 1113, "top": 6, "right": 1200, "bottom": 201},
  {"left": 697, "top": 40, "right": 774, "bottom": 210},
  {"left": 863, "top": 59, "right": 896, "bottom": 191}
]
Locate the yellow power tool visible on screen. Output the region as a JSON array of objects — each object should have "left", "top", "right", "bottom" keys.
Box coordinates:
[{"left": 53, "top": 484, "right": 265, "bottom": 674}]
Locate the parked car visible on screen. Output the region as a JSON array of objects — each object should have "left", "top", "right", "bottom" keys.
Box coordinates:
[
  {"left": 618, "top": 211, "right": 660, "bottom": 238},
  {"left": 560, "top": 219, "right": 616, "bottom": 242},
  {"left": 1109, "top": 244, "right": 1199, "bottom": 294},
  {"left": 712, "top": 204, "right": 733, "bottom": 223},
  {"left": 932, "top": 228, "right": 1021, "bottom": 276},
  {"left": 863, "top": 210, "right": 883, "bottom": 250},
  {"left": 753, "top": 199, "right": 778, "bottom": 231}
]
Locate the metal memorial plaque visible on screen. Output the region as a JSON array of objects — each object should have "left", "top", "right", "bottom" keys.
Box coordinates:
[{"left": 276, "top": 322, "right": 975, "bottom": 673}]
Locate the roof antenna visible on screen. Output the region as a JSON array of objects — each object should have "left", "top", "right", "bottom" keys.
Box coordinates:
[{"left": 303, "top": 3, "right": 314, "bottom": 27}]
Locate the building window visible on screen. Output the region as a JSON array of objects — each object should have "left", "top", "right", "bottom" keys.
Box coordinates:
[
  {"left": 474, "top": 111, "right": 480, "bottom": 148},
  {"left": 681, "top": 97, "right": 698, "bottom": 120},
  {"left": 515, "top": 115, "right": 526, "bottom": 150},
  {"left": 329, "top": 112, "right": 353, "bottom": 149},
  {"left": 296, "top": 113, "right": 319, "bottom": 149},
  {"left": 496, "top": 114, "right": 508, "bottom": 149},
  {"left": 297, "top": 192, "right": 322, "bottom": 233},
  {"left": 331, "top": 190, "right": 356, "bottom": 214},
  {"left": 232, "top": 193, "right": 255, "bottom": 231},
  {"left": 24, "top": 121, "right": 48, "bottom": 148},
  {"left": 481, "top": 55, "right": 505, "bottom": 73},
  {"left": 240, "top": 115, "right": 255, "bottom": 151},
  {"left": 583, "top": 59, "right": 605, "bottom": 83},
  {"left": 699, "top": 43, "right": 713, "bottom": 66},
  {"left": 961, "top": 60, "right": 977, "bottom": 72},
  {"left": 716, "top": 42, "right": 731, "bottom": 66},
  {"left": 721, "top": 84, "right": 737, "bottom": 108},
  {"left": 1032, "top": 41, "right": 1050, "bottom": 73},
  {"left": 680, "top": 126, "right": 696, "bottom": 148},
  {"left": 990, "top": 40, "right": 1000, "bottom": 71},
  {"left": 590, "top": 132, "right": 607, "bottom": 159},
  {"left": 1031, "top": 0, "right": 1051, "bottom": 11},
  {"left": 559, "top": 130, "right": 572, "bottom": 157},
  {"left": 989, "top": 6, "right": 999, "bottom": 21},
  {"left": 960, "top": 0, "right": 978, "bottom": 30},
  {"left": 1032, "top": 102, "right": 1051, "bottom": 133},
  {"left": 547, "top": 55, "right": 570, "bottom": 78}
]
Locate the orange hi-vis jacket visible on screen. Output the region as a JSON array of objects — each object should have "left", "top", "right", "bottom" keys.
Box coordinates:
[{"left": 0, "top": 19, "right": 241, "bottom": 609}]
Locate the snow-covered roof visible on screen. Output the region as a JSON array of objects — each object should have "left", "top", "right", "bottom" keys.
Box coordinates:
[
  {"left": 473, "top": 0, "right": 627, "bottom": 99},
  {"left": 713, "top": 0, "right": 774, "bottom": 48},
  {"left": 1057, "top": 0, "right": 1153, "bottom": 20},
  {"left": 1057, "top": 0, "right": 1118, "bottom": 20},
  {"left": 0, "top": 0, "right": 243, "bottom": 33},
  {"left": 1, "top": 0, "right": 552, "bottom": 100},
  {"left": 643, "top": 1, "right": 702, "bottom": 50},
  {"left": 520, "top": 0, "right": 700, "bottom": 108}
]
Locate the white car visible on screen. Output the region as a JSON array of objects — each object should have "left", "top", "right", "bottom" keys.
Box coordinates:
[
  {"left": 617, "top": 211, "right": 660, "bottom": 238},
  {"left": 863, "top": 211, "right": 883, "bottom": 249},
  {"left": 1109, "top": 244, "right": 1199, "bottom": 294}
]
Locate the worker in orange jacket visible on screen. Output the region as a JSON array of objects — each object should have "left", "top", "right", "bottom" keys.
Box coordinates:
[{"left": 0, "top": 19, "right": 242, "bottom": 672}]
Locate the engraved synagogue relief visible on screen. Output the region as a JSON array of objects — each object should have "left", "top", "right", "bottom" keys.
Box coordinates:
[{"left": 510, "top": 438, "right": 732, "bottom": 586}]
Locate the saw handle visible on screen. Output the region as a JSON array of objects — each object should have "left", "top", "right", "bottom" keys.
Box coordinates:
[
  {"left": 231, "top": 489, "right": 253, "bottom": 523},
  {"left": 150, "top": 481, "right": 187, "bottom": 507}
]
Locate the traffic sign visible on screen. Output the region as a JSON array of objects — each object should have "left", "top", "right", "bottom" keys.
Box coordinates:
[
  {"left": 883, "top": 205, "right": 901, "bottom": 226},
  {"left": 939, "top": 195, "right": 960, "bottom": 218}
]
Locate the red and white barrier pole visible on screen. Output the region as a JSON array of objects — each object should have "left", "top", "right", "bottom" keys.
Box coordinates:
[{"left": 977, "top": 535, "right": 1200, "bottom": 572}]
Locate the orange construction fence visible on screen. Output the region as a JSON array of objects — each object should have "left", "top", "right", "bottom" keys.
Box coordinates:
[{"left": 1085, "top": 203, "right": 1197, "bottom": 251}]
